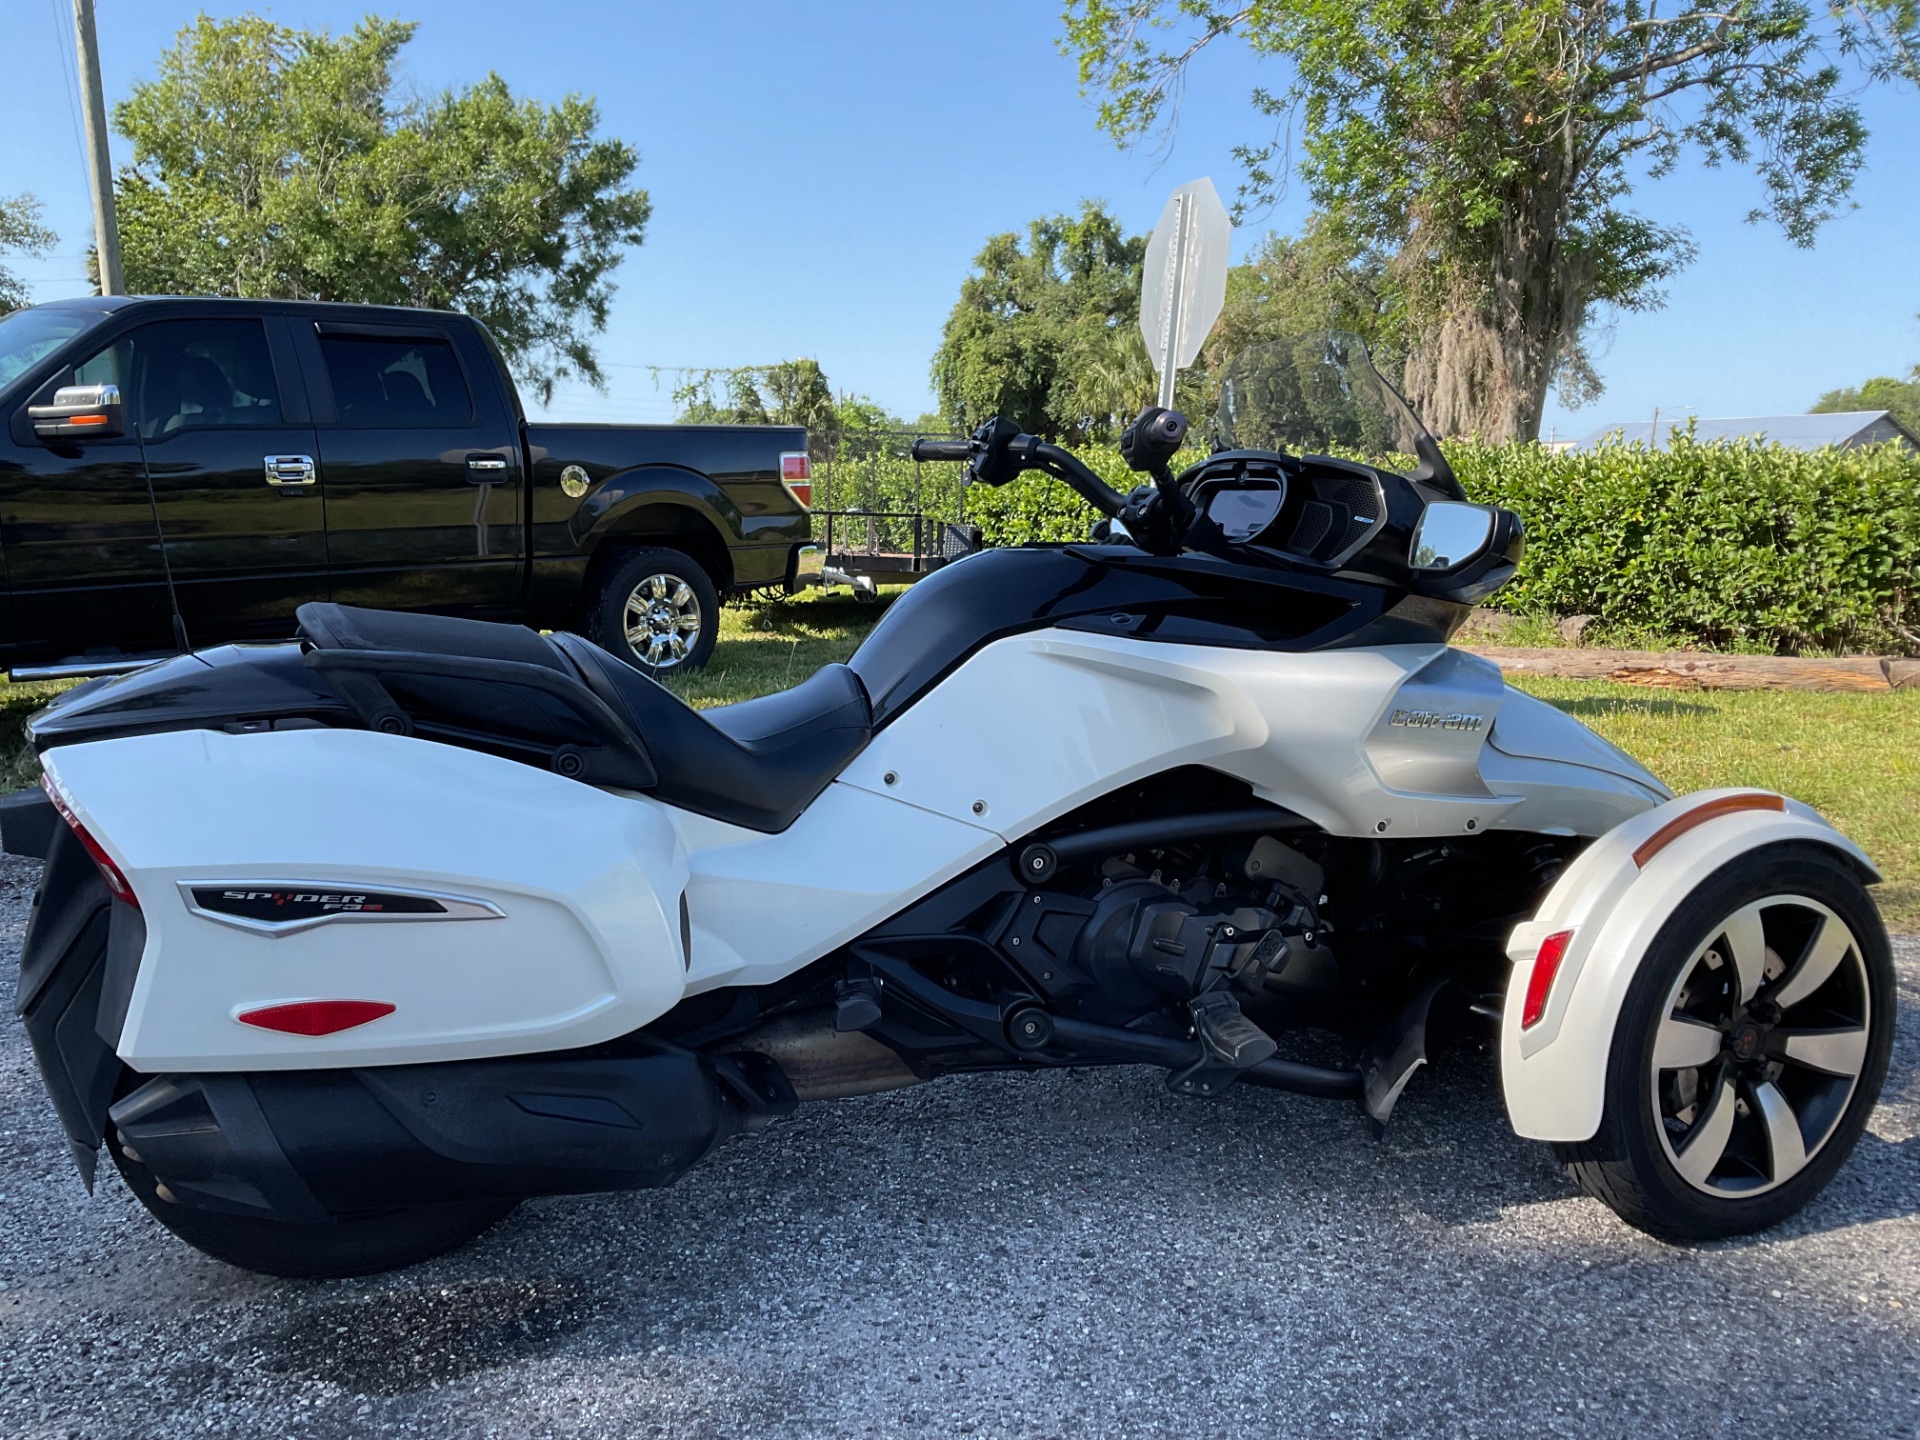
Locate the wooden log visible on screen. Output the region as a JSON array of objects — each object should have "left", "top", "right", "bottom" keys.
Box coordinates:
[
  {"left": 1466, "top": 646, "right": 1898, "bottom": 693},
  {"left": 1883, "top": 659, "right": 1920, "bottom": 691}
]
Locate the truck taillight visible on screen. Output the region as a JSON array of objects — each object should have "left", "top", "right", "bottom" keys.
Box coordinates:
[
  {"left": 40, "top": 772, "right": 138, "bottom": 908},
  {"left": 780, "top": 452, "right": 812, "bottom": 509}
]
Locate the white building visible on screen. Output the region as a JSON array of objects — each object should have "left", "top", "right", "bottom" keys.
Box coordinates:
[{"left": 1571, "top": 410, "right": 1918, "bottom": 453}]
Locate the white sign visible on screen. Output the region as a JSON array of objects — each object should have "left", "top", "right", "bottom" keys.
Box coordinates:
[{"left": 1139, "top": 177, "right": 1232, "bottom": 407}]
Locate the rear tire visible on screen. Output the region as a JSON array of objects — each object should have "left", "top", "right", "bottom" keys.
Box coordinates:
[
  {"left": 587, "top": 546, "right": 720, "bottom": 675},
  {"left": 1557, "top": 843, "right": 1893, "bottom": 1242},
  {"left": 111, "top": 1142, "right": 517, "bottom": 1279}
]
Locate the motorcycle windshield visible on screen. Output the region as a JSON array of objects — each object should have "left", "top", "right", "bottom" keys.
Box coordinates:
[{"left": 1213, "top": 332, "right": 1430, "bottom": 466}]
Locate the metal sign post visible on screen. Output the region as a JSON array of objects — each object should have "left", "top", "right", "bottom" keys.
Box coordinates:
[{"left": 1139, "top": 178, "right": 1231, "bottom": 408}]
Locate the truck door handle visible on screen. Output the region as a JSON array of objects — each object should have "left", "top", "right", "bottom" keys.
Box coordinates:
[
  {"left": 264, "top": 454, "right": 316, "bottom": 489},
  {"left": 466, "top": 454, "right": 509, "bottom": 481}
]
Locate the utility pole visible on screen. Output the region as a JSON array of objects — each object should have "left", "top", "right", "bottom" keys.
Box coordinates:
[{"left": 71, "top": 0, "right": 125, "bottom": 296}]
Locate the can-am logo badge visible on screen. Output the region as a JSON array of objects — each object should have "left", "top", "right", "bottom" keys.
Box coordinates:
[
  {"left": 1389, "top": 708, "right": 1487, "bottom": 732},
  {"left": 180, "top": 883, "right": 503, "bottom": 935}
]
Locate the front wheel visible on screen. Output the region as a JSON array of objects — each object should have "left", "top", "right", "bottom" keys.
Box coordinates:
[
  {"left": 111, "top": 1142, "right": 517, "bottom": 1279},
  {"left": 587, "top": 547, "right": 721, "bottom": 675},
  {"left": 1559, "top": 844, "right": 1894, "bottom": 1242}
]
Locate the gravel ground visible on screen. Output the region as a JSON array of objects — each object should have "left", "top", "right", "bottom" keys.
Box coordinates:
[{"left": 0, "top": 850, "right": 1915, "bottom": 1440}]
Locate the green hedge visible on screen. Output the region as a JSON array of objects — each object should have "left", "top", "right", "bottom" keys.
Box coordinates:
[{"left": 961, "top": 437, "right": 1920, "bottom": 655}]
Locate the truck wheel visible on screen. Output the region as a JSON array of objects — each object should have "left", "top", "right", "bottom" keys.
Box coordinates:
[
  {"left": 1558, "top": 844, "right": 1894, "bottom": 1242},
  {"left": 588, "top": 547, "right": 720, "bottom": 675},
  {"left": 111, "top": 1140, "right": 518, "bottom": 1279}
]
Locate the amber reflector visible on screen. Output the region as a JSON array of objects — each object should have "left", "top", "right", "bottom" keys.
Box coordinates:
[{"left": 1632, "top": 792, "right": 1785, "bottom": 868}]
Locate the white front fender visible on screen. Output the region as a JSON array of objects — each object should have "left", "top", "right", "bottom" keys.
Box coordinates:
[{"left": 1499, "top": 788, "right": 1880, "bottom": 1142}]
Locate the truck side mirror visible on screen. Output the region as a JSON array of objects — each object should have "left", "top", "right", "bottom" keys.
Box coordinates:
[{"left": 29, "top": 383, "right": 126, "bottom": 442}]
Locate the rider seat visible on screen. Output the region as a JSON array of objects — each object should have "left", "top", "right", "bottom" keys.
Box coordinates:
[{"left": 295, "top": 604, "right": 871, "bottom": 833}]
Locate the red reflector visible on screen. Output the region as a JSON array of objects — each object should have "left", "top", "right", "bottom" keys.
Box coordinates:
[
  {"left": 237, "top": 1000, "right": 396, "bottom": 1036},
  {"left": 40, "top": 773, "right": 138, "bottom": 907},
  {"left": 1521, "top": 930, "right": 1575, "bottom": 1030}
]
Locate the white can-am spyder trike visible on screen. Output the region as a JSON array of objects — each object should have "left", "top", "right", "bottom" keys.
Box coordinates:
[{"left": 8, "top": 334, "right": 1893, "bottom": 1278}]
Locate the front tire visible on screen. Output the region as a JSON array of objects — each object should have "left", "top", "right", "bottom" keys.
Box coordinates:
[
  {"left": 111, "top": 1142, "right": 517, "bottom": 1279},
  {"left": 587, "top": 547, "right": 721, "bottom": 675},
  {"left": 1559, "top": 843, "right": 1894, "bottom": 1242}
]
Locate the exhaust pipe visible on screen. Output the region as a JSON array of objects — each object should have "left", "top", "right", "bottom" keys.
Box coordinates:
[{"left": 734, "top": 1011, "right": 922, "bottom": 1101}]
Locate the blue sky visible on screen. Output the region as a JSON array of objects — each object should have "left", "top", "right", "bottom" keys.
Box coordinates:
[{"left": 6, "top": 0, "right": 1917, "bottom": 438}]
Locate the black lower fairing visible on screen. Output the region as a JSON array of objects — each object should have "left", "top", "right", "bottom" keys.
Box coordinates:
[{"left": 14, "top": 822, "right": 145, "bottom": 1186}]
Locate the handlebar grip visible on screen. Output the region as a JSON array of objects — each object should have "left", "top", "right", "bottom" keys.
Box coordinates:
[
  {"left": 1149, "top": 410, "right": 1188, "bottom": 447},
  {"left": 911, "top": 439, "right": 972, "bottom": 462}
]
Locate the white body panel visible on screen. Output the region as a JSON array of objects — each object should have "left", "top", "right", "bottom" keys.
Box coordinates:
[
  {"left": 45, "top": 728, "right": 690, "bottom": 1071},
  {"left": 676, "top": 785, "right": 1000, "bottom": 994},
  {"left": 839, "top": 632, "right": 1667, "bottom": 843},
  {"left": 1498, "top": 790, "right": 1880, "bottom": 1142},
  {"left": 46, "top": 633, "right": 1676, "bottom": 1075}
]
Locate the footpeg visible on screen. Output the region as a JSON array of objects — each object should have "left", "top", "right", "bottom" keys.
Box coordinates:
[
  {"left": 1190, "top": 991, "right": 1278, "bottom": 1069},
  {"left": 1169, "top": 992, "right": 1277, "bottom": 1097}
]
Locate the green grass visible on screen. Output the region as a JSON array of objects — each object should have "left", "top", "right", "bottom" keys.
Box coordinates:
[
  {"left": 0, "top": 677, "right": 73, "bottom": 792},
  {"left": 2, "top": 590, "right": 1912, "bottom": 928},
  {"left": 1506, "top": 678, "right": 1920, "bottom": 929},
  {"left": 663, "top": 588, "right": 896, "bottom": 709}
]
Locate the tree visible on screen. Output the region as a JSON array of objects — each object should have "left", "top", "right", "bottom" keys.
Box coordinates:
[
  {"left": 1210, "top": 215, "right": 1398, "bottom": 369},
  {"left": 1813, "top": 364, "right": 1920, "bottom": 435},
  {"left": 931, "top": 202, "right": 1146, "bottom": 443},
  {"left": 0, "top": 194, "right": 57, "bottom": 317},
  {"left": 112, "top": 14, "right": 650, "bottom": 399},
  {"left": 674, "top": 359, "right": 896, "bottom": 436},
  {"left": 1064, "top": 1, "right": 1917, "bottom": 441},
  {"left": 1851, "top": 0, "right": 1920, "bottom": 85}
]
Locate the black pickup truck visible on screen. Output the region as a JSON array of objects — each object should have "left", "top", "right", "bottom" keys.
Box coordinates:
[{"left": 0, "top": 296, "right": 813, "bottom": 677}]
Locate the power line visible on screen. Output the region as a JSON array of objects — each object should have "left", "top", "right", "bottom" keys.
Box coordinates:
[{"left": 46, "top": 0, "right": 87, "bottom": 165}]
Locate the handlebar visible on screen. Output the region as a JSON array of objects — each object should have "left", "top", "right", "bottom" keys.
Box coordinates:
[
  {"left": 909, "top": 438, "right": 973, "bottom": 463},
  {"left": 912, "top": 427, "right": 1128, "bottom": 518},
  {"left": 1022, "top": 439, "right": 1128, "bottom": 519}
]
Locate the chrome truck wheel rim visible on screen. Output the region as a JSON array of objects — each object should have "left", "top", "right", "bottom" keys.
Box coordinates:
[
  {"left": 1652, "top": 896, "right": 1870, "bottom": 1197},
  {"left": 623, "top": 574, "right": 702, "bottom": 669}
]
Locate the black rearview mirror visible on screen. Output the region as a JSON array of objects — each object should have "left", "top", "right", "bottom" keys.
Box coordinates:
[{"left": 29, "top": 383, "right": 126, "bottom": 442}]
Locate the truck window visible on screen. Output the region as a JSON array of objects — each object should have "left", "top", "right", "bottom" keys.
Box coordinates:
[
  {"left": 0, "top": 307, "right": 103, "bottom": 391},
  {"left": 317, "top": 335, "right": 474, "bottom": 427},
  {"left": 68, "top": 320, "right": 284, "bottom": 440}
]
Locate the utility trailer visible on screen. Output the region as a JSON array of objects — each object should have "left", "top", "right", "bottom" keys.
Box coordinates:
[
  {"left": 800, "top": 511, "right": 982, "bottom": 601},
  {"left": 798, "top": 430, "right": 980, "bottom": 601}
]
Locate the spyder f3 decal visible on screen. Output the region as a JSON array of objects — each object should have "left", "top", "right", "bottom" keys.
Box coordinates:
[{"left": 179, "top": 882, "right": 504, "bottom": 936}]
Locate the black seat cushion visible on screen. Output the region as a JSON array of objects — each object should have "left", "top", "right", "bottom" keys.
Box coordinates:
[
  {"left": 297, "top": 603, "right": 657, "bottom": 789},
  {"left": 297, "top": 605, "right": 871, "bottom": 831},
  {"left": 553, "top": 634, "right": 871, "bottom": 832},
  {"left": 298, "top": 602, "right": 573, "bottom": 674}
]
